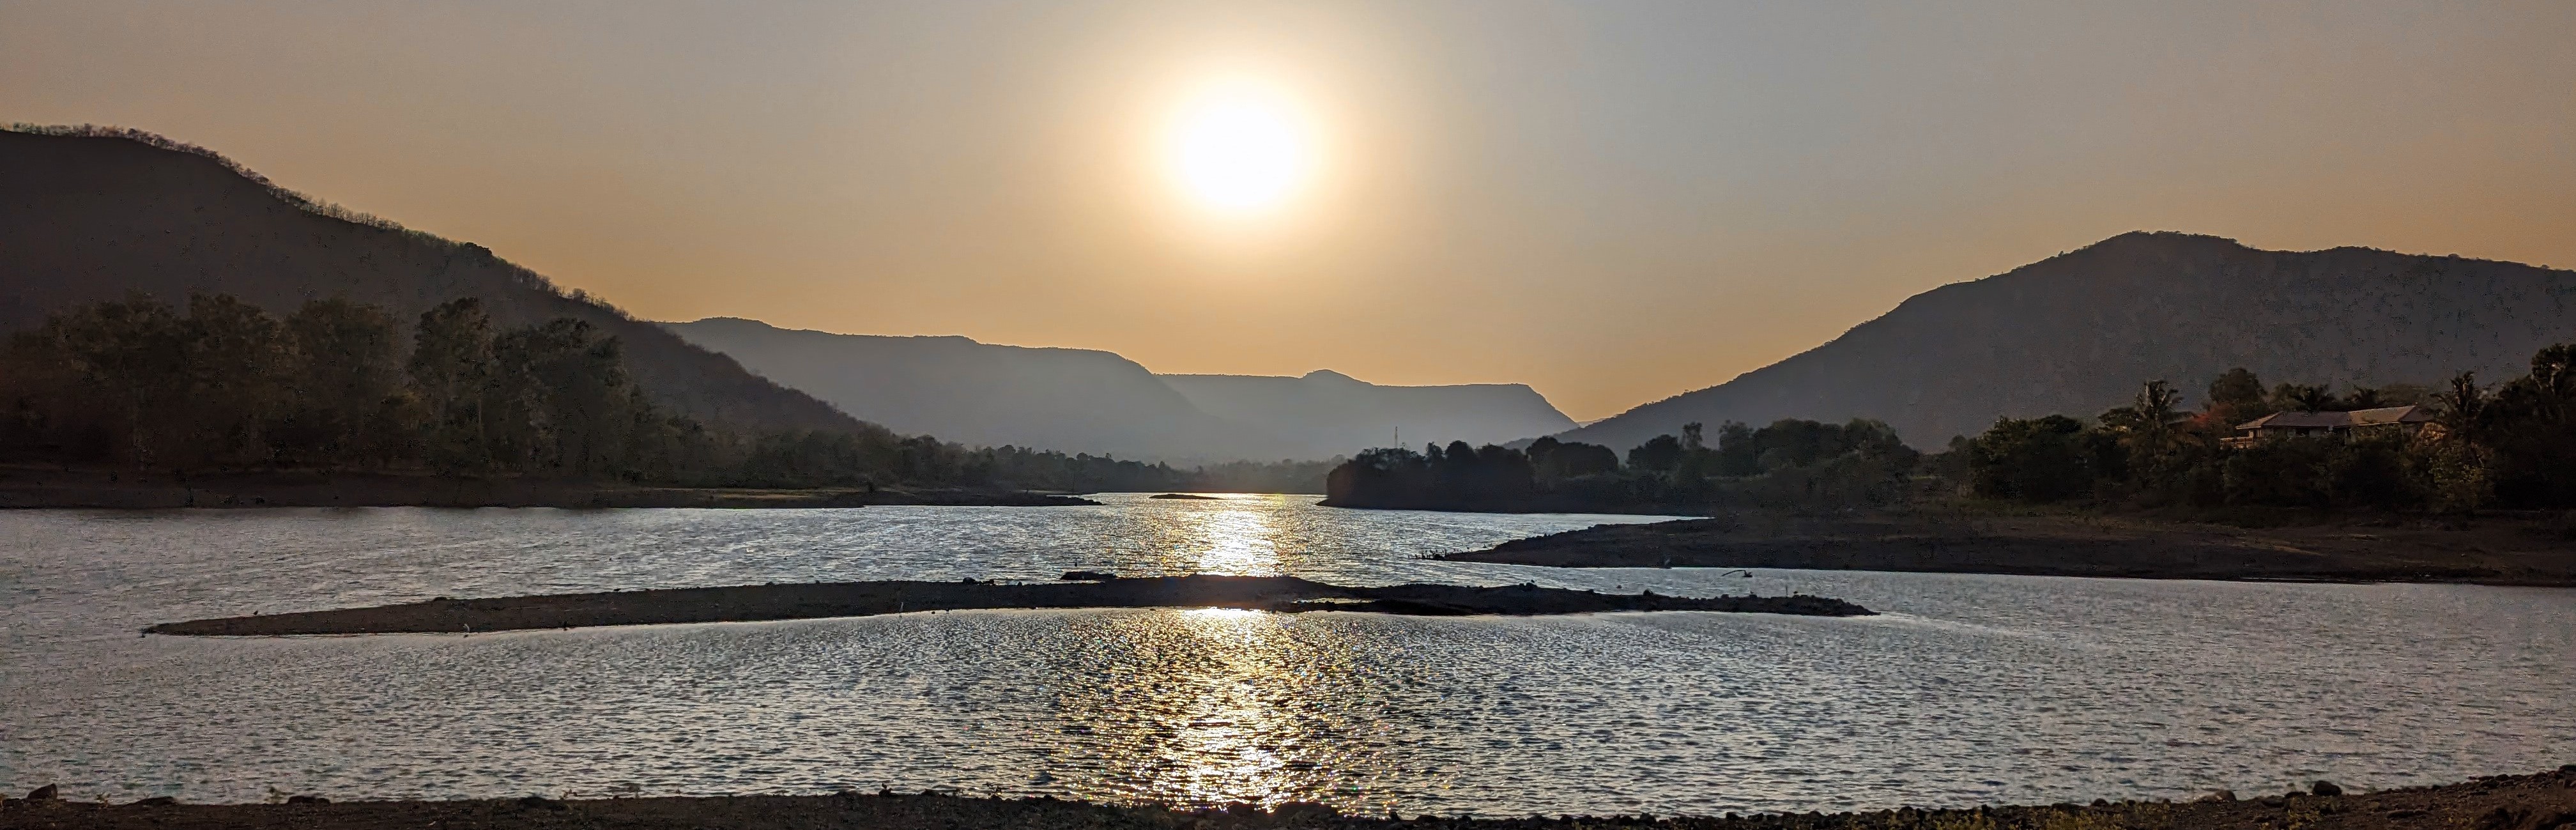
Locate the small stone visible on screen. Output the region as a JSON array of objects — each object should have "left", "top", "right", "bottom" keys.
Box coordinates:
[
  {"left": 2310, "top": 780, "right": 2342, "bottom": 797},
  {"left": 26, "top": 785, "right": 58, "bottom": 801},
  {"left": 285, "top": 794, "right": 328, "bottom": 804},
  {"left": 2198, "top": 789, "right": 2237, "bottom": 803},
  {"left": 135, "top": 796, "right": 177, "bottom": 806}
]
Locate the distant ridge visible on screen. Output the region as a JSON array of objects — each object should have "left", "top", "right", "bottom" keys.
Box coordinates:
[
  {"left": 1159, "top": 371, "right": 1575, "bottom": 459},
  {"left": 663, "top": 318, "right": 1255, "bottom": 460},
  {"left": 664, "top": 318, "right": 1577, "bottom": 463},
  {"left": 0, "top": 126, "right": 863, "bottom": 433},
  {"left": 1560, "top": 231, "right": 2576, "bottom": 450}
]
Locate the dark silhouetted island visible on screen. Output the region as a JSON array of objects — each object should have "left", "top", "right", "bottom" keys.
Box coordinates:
[
  {"left": 145, "top": 574, "right": 1871, "bottom": 636},
  {"left": 1442, "top": 511, "right": 2576, "bottom": 585}
]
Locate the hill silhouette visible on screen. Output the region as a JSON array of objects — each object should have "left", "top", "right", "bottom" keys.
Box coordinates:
[
  {"left": 662, "top": 318, "right": 1259, "bottom": 461},
  {"left": 664, "top": 318, "right": 1575, "bottom": 463},
  {"left": 1559, "top": 232, "right": 2576, "bottom": 449},
  {"left": 1160, "top": 371, "right": 1575, "bottom": 460},
  {"left": 0, "top": 127, "right": 859, "bottom": 433}
]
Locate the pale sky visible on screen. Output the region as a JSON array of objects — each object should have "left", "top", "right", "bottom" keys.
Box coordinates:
[{"left": 7, "top": 1, "right": 2573, "bottom": 420}]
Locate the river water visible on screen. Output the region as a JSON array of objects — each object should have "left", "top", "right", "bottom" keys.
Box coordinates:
[{"left": 3, "top": 494, "right": 2570, "bottom": 816}]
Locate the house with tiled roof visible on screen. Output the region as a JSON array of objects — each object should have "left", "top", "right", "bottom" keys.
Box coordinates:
[{"left": 2226, "top": 405, "right": 2435, "bottom": 447}]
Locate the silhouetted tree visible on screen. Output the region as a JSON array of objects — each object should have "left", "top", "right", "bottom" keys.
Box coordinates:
[
  {"left": 2276, "top": 383, "right": 2336, "bottom": 413},
  {"left": 278, "top": 298, "right": 410, "bottom": 466},
  {"left": 2432, "top": 371, "right": 2487, "bottom": 443},
  {"left": 409, "top": 298, "right": 496, "bottom": 472},
  {"left": 2204, "top": 368, "right": 2267, "bottom": 425},
  {"left": 1627, "top": 434, "right": 1684, "bottom": 472},
  {"left": 1966, "top": 415, "right": 2105, "bottom": 502}
]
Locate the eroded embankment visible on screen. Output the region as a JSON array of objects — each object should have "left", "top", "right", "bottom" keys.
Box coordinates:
[
  {"left": 7, "top": 767, "right": 2575, "bottom": 830},
  {"left": 146, "top": 574, "right": 1872, "bottom": 636}
]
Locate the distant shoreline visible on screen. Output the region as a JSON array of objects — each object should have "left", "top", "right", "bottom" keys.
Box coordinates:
[
  {"left": 1441, "top": 510, "right": 2576, "bottom": 587},
  {"left": 8, "top": 766, "right": 2572, "bottom": 829},
  {"left": 0, "top": 467, "right": 1096, "bottom": 509}
]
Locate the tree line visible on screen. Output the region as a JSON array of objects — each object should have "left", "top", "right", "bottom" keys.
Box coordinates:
[
  {"left": 1329, "top": 337, "right": 2576, "bottom": 518},
  {"left": 1959, "top": 341, "right": 2576, "bottom": 513},
  {"left": 0, "top": 294, "right": 1327, "bottom": 493},
  {"left": 1324, "top": 417, "right": 1923, "bottom": 512}
]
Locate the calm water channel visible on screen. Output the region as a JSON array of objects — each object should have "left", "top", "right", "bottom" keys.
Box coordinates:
[{"left": 3, "top": 493, "right": 2570, "bottom": 815}]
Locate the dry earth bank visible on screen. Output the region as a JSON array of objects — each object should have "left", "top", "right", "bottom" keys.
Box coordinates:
[{"left": 6, "top": 767, "right": 2574, "bottom": 829}]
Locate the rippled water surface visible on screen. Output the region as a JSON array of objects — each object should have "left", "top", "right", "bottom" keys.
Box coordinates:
[{"left": 4, "top": 494, "right": 2572, "bottom": 815}]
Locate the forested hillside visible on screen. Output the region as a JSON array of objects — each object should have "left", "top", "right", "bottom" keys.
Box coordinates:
[
  {"left": 0, "top": 127, "right": 1329, "bottom": 491},
  {"left": 1561, "top": 232, "right": 2576, "bottom": 450},
  {"left": 0, "top": 126, "right": 854, "bottom": 433}
]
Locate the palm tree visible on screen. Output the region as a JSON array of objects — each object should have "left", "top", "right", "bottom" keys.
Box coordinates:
[
  {"left": 2432, "top": 371, "right": 2485, "bottom": 443},
  {"left": 2280, "top": 384, "right": 2336, "bottom": 413}
]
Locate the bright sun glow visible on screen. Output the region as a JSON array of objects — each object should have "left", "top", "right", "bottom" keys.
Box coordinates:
[{"left": 1163, "top": 82, "right": 1314, "bottom": 216}]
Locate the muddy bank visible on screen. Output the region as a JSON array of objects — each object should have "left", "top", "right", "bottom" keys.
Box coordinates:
[
  {"left": 1321, "top": 494, "right": 1708, "bottom": 516},
  {"left": 1442, "top": 511, "right": 2576, "bottom": 585},
  {"left": 0, "top": 466, "right": 1096, "bottom": 509},
  {"left": 8, "top": 767, "right": 2574, "bottom": 829},
  {"left": 145, "top": 574, "right": 1869, "bottom": 636}
]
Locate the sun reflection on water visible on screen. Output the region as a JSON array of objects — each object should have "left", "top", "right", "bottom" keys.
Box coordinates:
[
  {"left": 1043, "top": 608, "right": 1388, "bottom": 811},
  {"left": 1186, "top": 507, "right": 1282, "bottom": 576},
  {"left": 1163, "top": 608, "right": 1296, "bottom": 806}
]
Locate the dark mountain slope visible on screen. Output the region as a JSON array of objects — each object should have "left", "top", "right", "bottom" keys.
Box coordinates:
[
  {"left": 0, "top": 127, "right": 860, "bottom": 433},
  {"left": 1560, "top": 232, "right": 2576, "bottom": 449}
]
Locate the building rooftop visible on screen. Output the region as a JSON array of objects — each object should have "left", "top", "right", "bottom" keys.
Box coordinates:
[{"left": 2235, "top": 405, "right": 2433, "bottom": 431}]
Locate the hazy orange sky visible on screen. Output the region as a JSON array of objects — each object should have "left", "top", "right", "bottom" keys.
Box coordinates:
[{"left": 8, "top": 1, "right": 2573, "bottom": 420}]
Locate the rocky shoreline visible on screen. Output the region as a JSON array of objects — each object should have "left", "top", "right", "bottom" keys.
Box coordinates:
[
  {"left": 146, "top": 574, "right": 1873, "bottom": 636},
  {"left": 6, "top": 767, "right": 2573, "bottom": 829},
  {"left": 0, "top": 467, "right": 1097, "bottom": 509},
  {"left": 1442, "top": 511, "right": 2576, "bottom": 586}
]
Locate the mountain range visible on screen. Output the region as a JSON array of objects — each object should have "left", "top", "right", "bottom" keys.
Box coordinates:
[
  {"left": 0, "top": 127, "right": 1573, "bottom": 465},
  {"left": 17, "top": 128, "right": 2576, "bottom": 464},
  {"left": 662, "top": 318, "right": 1576, "bottom": 463},
  {"left": 1558, "top": 232, "right": 2576, "bottom": 449}
]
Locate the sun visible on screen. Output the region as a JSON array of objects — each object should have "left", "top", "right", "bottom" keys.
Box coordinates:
[{"left": 1162, "top": 82, "right": 1315, "bottom": 216}]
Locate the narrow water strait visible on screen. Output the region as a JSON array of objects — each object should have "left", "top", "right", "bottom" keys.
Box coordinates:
[{"left": 4, "top": 495, "right": 2570, "bottom": 815}]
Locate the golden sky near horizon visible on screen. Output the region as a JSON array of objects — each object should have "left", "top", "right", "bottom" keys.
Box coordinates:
[{"left": 6, "top": 1, "right": 2574, "bottom": 420}]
